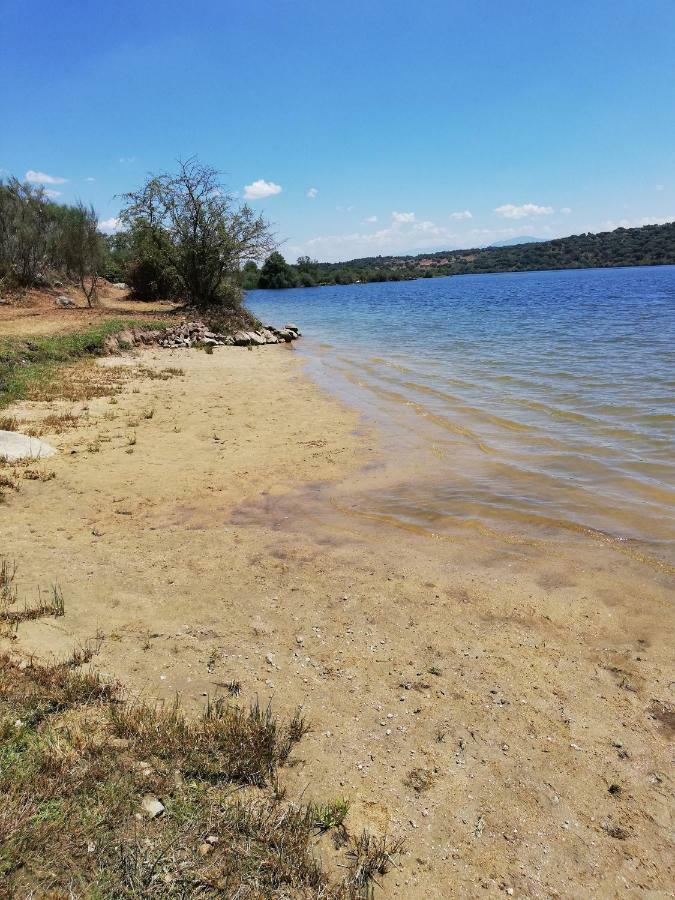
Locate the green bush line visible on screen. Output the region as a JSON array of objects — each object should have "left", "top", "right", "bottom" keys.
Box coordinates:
[{"left": 0, "top": 319, "right": 166, "bottom": 409}]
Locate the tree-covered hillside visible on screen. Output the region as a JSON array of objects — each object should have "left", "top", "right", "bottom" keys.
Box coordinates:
[{"left": 251, "top": 221, "right": 675, "bottom": 288}]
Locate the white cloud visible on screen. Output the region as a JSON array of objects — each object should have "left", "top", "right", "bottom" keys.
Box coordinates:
[
  {"left": 392, "top": 211, "right": 416, "bottom": 223},
  {"left": 243, "top": 179, "right": 282, "bottom": 200},
  {"left": 655, "top": 184, "right": 665, "bottom": 191},
  {"left": 306, "top": 187, "right": 318, "bottom": 199},
  {"left": 495, "top": 203, "right": 554, "bottom": 219},
  {"left": 450, "top": 210, "right": 472, "bottom": 220},
  {"left": 601, "top": 215, "right": 675, "bottom": 231},
  {"left": 85, "top": 176, "right": 96, "bottom": 182},
  {"left": 25, "top": 170, "right": 67, "bottom": 185},
  {"left": 363, "top": 215, "right": 378, "bottom": 224},
  {"left": 560, "top": 207, "right": 572, "bottom": 214},
  {"left": 118, "top": 156, "right": 136, "bottom": 164},
  {"left": 44, "top": 189, "right": 61, "bottom": 199},
  {"left": 98, "top": 217, "right": 121, "bottom": 233}
]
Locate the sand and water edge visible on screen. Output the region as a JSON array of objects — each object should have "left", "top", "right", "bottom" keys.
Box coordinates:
[{"left": 1, "top": 339, "right": 673, "bottom": 898}]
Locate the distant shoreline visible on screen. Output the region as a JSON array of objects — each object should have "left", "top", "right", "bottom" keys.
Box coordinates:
[{"left": 250, "top": 219, "right": 675, "bottom": 289}]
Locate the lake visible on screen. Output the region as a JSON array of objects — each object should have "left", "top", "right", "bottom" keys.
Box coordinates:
[{"left": 248, "top": 266, "right": 675, "bottom": 563}]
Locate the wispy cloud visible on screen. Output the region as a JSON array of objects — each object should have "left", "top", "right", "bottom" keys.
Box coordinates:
[
  {"left": 306, "top": 186, "right": 318, "bottom": 199},
  {"left": 560, "top": 207, "right": 572, "bottom": 214},
  {"left": 655, "top": 184, "right": 665, "bottom": 192},
  {"left": 300, "top": 218, "right": 563, "bottom": 263},
  {"left": 392, "top": 211, "right": 416, "bottom": 223},
  {"left": 495, "top": 203, "right": 553, "bottom": 219},
  {"left": 84, "top": 176, "right": 96, "bottom": 182},
  {"left": 118, "top": 156, "right": 136, "bottom": 164},
  {"left": 363, "top": 215, "right": 378, "bottom": 224},
  {"left": 98, "top": 217, "right": 122, "bottom": 233},
  {"left": 25, "top": 170, "right": 67, "bottom": 185},
  {"left": 44, "top": 189, "right": 62, "bottom": 199},
  {"left": 244, "top": 179, "right": 282, "bottom": 200},
  {"left": 450, "top": 210, "right": 472, "bottom": 220}
]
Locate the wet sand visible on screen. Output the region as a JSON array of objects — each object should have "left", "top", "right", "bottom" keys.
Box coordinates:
[{"left": 2, "top": 344, "right": 673, "bottom": 898}]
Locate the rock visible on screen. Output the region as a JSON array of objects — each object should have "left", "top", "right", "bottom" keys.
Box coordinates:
[
  {"left": 276, "top": 329, "right": 294, "bottom": 342},
  {"left": 53, "top": 280, "right": 63, "bottom": 288},
  {"left": 0, "top": 298, "right": 8, "bottom": 305},
  {"left": 285, "top": 323, "right": 300, "bottom": 334},
  {"left": 116, "top": 328, "right": 135, "bottom": 348},
  {"left": 0, "top": 430, "right": 57, "bottom": 461},
  {"left": 249, "top": 332, "right": 267, "bottom": 346},
  {"left": 113, "top": 282, "right": 128, "bottom": 289},
  {"left": 141, "top": 795, "right": 165, "bottom": 819},
  {"left": 200, "top": 337, "right": 218, "bottom": 346},
  {"left": 55, "top": 295, "right": 76, "bottom": 308},
  {"left": 198, "top": 843, "right": 213, "bottom": 857},
  {"left": 102, "top": 335, "right": 120, "bottom": 354}
]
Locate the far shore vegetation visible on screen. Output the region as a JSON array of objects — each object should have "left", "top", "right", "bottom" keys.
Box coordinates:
[{"left": 245, "top": 220, "right": 675, "bottom": 289}]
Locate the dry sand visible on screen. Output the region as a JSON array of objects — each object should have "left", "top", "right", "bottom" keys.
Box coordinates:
[{"left": 2, "top": 342, "right": 673, "bottom": 898}]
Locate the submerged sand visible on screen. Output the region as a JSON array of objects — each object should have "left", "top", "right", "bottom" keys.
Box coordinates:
[{"left": 2, "top": 343, "right": 673, "bottom": 897}]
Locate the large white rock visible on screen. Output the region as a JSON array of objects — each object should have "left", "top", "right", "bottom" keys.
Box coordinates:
[{"left": 0, "top": 430, "right": 57, "bottom": 461}]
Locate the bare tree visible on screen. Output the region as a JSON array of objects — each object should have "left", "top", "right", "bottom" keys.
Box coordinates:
[{"left": 119, "top": 158, "right": 276, "bottom": 308}]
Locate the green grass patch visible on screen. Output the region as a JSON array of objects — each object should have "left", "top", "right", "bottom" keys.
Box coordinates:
[{"left": 0, "top": 319, "right": 166, "bottom": 409}]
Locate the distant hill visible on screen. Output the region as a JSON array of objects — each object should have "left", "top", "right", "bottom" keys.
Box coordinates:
[
  {"left": 489, "top": 235, "right": 543, "bottom": 247},
  {"left": 251, "top": 221, "right": 675, "bottom": 288}
]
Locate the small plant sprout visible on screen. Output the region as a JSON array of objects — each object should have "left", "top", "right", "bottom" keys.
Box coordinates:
[{"left": 311, "top": 799, "right": 350, "bottom": 832}]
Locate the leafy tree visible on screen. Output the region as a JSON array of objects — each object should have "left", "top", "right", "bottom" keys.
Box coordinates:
[
  {"left": 119, "top": 158, "right": 275, "bottom": 308},
  {"left": 258, "top": 252, "right": 298, "bottom": 289},
  {"left": 241, "top": 260, "right": 260, "bottom": 290},
  {"left": 54, "top": 201, "right": 104, "bottom": 306},
  {"left": 0, "top": 177, "right": 52, "bottom": 286}
]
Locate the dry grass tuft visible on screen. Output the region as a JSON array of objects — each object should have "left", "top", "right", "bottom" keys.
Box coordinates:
[
  {"left": 0, "top": 649, "right": 401, "bottom": 897},
  {"left": 0, "top": 561, "right": 402, "bottom": 896},
  {"left": 25, "top": 411, "right": 80, "bottom": 436}
]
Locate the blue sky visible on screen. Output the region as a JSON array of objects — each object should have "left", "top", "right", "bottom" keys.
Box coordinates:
[{"left": 1, "top": 0, "right": 674, "bottom": 262}]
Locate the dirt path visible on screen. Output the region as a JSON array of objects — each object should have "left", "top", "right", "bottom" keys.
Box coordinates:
[{"left": 2, "top": 344, "right": 673, "bottom": 898}]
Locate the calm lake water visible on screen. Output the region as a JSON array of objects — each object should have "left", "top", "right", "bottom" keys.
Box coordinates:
[{"left": 248, "top": 266, "right": 675, "bottom": 560}]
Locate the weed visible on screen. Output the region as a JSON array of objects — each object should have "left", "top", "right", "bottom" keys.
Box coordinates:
[
  {"left": 345, "top": 831, "right": 405, "bottom": 894},
  {"left": 143, "top": 407, "right": 154, "bottom": 419},
  {"left": 311, "top": 799, "right": 350, "bottom": 832},
  {"left": 127, "top": 432, "right": 137, "bottom": 446},
  {"left": 0, "top": 562, "right": 64, "bottom": 628},
  {"left": 25, "top": 412, "right": 79, "bottom": 436},
  {"left": 21, "top": 468, "right": 56, "bottom": 481},
  {"left": 226, "top": 679, "right": 241, "bottom": 697}
]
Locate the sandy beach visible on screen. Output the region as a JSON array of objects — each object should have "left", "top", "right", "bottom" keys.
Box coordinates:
[{"left": 2, "top": 340, "right": 673, "bottom": 898}]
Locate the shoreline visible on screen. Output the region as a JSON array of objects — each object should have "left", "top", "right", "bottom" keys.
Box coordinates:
[{"left": 2, "top": 339, "right": 674, "bottom": 896}]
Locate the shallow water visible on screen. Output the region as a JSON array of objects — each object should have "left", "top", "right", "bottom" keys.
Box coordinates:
[{"left": 248, "top": 266, "right": 675, "bottom": 562}]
